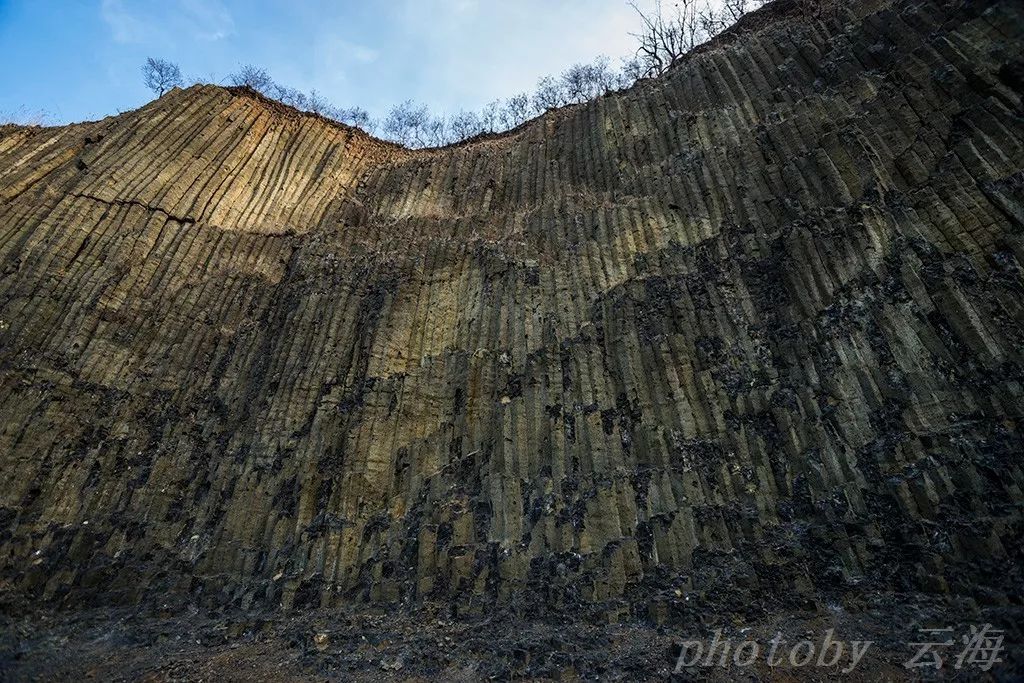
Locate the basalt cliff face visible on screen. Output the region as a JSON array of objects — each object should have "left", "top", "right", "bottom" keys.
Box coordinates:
[{"left": 1, "top": 0, "right": 1023, "bottom": 624}]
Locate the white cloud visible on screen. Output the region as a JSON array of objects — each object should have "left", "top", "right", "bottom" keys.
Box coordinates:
[
  {"left": 299, "top": 37, "right": 379, "bottom": 95},
  {"left": 178, "top": 0, "right": 235, "bottom": 42},
  {"left": 100, "top": 0, "right": 149, "bottom": 43},
  {"left": 100, "top": 0, "right": 234, "bottom": 45},
  {"left": 339, "top": 40, "right": 378, "bottom": 64}
]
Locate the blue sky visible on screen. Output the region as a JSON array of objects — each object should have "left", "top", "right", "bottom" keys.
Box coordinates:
[{"left": 0, "top": 0, "right": 650, "bottom": 125}]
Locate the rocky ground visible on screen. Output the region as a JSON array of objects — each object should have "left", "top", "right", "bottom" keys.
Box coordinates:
[{"left": 3, "top": 592, "right": 1022, "bottom": 681}]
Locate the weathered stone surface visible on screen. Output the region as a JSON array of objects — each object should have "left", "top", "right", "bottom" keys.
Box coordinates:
[{"left": 0, "top": 0, "right": 1022, "bottom": 622}]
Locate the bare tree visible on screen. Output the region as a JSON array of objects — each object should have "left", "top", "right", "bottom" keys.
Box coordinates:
[
  {"left": 142, "top": 57, "right": 183, "bottom": 97},
  {"left": 424, "top": 117, "right": 449, "bottom": 147},
  {"left": 448, "top": 110, "right": 484, "bottom": 140},
  {"left": 698, "top": 4, "right": 729, "bottom": 37},
  {"left": 0, "top": 106, "right": 51, "bottom": 126},
  {"left": 532, "top": 75, "right": 568, "bottom": 112},
  {"left": 618, "top": 56, "right": 646, "bottom": 87},
  {"left": 271, "top": 84, "right": 308, "bottom": 109},
  {"left": 382, "top": 100, "right": 417, "bottom": 146},
  {"left": 630, "top": 0, "right": 767, "bottom": 77},
  {"left": 336, "top": 107, "right": 375, "bottom": 132},
  {"left": 479, "top": 100, "right": 502, "bottom": 133},
  {"left": 562, "top": 64, "right": 592, "bottom": 104},
  {"left": 628, "top": 0, "right": 703, "bottom": 77},
  {"left": 499, "top": 94, "right": 531, "bottom": 129},
  {"left": 700, "top": 0, "right": 767, "bottom": 46},
  {"left": 187, "top": 72, "right": 218, "bottom": 86},
  {"left": 305, "top": 89, "right": 338, "bottom": 117},
  {"left": 383, "top": 100, "right": 445, "bottom": 148},
  {"left": 229, "top": 64, "right": 274, "bottom": 94},
  {"left": 561, "top": 56, "right": 621, "bottom": 104},
  {"left": 722, "top": 0, "right": 758, "bottom": 22}
]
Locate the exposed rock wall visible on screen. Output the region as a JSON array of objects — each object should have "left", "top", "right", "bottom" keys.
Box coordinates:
[{"left": 1, "top": 0, "right": 1022, "bottom": 616}]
